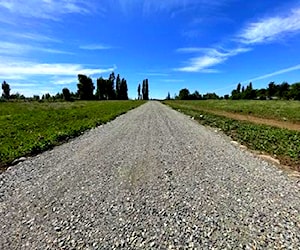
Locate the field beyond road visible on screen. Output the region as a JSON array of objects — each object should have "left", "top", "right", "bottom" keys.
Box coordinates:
[
  {"left": 164, "top": 100, "right": 300, "bottom": 129},
  {"left": 0, "top": 100, "right": 144, "bottom": 170},
  {"left": 0, "top": 102, "right": 299, "bottom": 249},
  {"left": 163, "top": 100, "right": 300, "bottom": 170}
]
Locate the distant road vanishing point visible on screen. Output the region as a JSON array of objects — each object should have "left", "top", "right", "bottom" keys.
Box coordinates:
[{"left": 1, "top": 102, "right": 299, "bottom": 249}]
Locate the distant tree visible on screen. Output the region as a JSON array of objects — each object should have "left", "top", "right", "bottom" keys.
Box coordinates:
[
  {"left": 77, "top": 74, "right": 94, "bottom": 100},
  {"left": 268, "top": 82, "right": 276, "bottom": 99},
  {"left": 116, "top": 74, "right": 121, "bottom": 99},
  {"left": 10, "top": 92, "right": 25, "bottom": 100},
  {"left": 2, "top": 81, "right": 10, "bottom": 99},
  {"left": 278, "top": 82, "right": 290, "bottom": 99},
  {"left": 62, "top": 88, "right": 71, "bottom": 101},
  {"left": 256, "top": 88, "right": 267, "bottom": 100},
  {"left": 145, "top": 79, "right": 149, "bottom": 100},
  {"left": 96, "top": 77, "right": 106, "bottom": 100},
  {"left": 119, "top": 78, "right": 128, "bottom": 100},
  {"left": 231, "top": 83, "right": 242, "bottom": 100},
  {"left": 142, "top": 79, "right": 149, "bottom": 100},
  {"left": 33, "top": 95, "right": 40, "bottom": 101},
  {"left": 224, "top": 94, "right": 229, "bottom": 100},
  {"left": 107, "top": 72, "right": 116, "bottom": 100},
  {"left": 142, "top": 81, "right": 145, "bottom": 100},
  {"left": 166, "top": 92, "right": 171, "bottom": 100},
  {"left": 231, "top": 90, "right": 239, "bottom": 100},
  {"left": 70, "top": 91, "right": 78, "bottom": 100},
  {"left": 178, "top": 88, "right": 190, "bottom": 100},
  {"left": 289, "top": 83, "right": 300, "bottom": 100},
  {"left": 203, "top": 92, "right": 219, "bottom": 100},
  {"left": 237, "top": 83, "right": 241, "bottom": 94},
  {"left": 190, "top": 90, "right": 202, "bottom": 100},
  {"left": 53, "top": 92, "right": 63, "bottom": 100},
  {"left": 243, "top": 82, "right": 256, "bottom": 99},
  {"left": 137, "top": 84, "right": 141, "bottom": 100},
  {"left": 42, "top": 93, "right": 51, "bottom": 100}
]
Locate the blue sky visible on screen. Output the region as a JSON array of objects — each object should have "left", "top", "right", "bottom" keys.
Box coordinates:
[{"left": 0, "top": 0, "right": 300, "bottom": 99}]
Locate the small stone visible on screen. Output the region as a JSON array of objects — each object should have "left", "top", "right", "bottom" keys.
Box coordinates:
[
  {"left": 12, "top": 157, "right": 27, "bottom": 165},
  {"left": 231, "top": 141, "right": 239, "bottom": 146},
  {"left": 259, "top": 155, "right": 280, "bottom": 165}
]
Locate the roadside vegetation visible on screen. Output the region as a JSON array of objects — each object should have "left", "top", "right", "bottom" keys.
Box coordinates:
[
  {"left": 166, "top": 100, "right": 300, "bottom": 124},
  {"left": 163, "top": 100, "right": 300, "bottom": 171},
  {"left": 0, "top": 101, "right": 145, "bottom": 170}
]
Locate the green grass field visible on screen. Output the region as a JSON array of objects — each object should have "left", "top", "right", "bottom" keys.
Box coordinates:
[
  {"left": 164, "top": 100, "right": 300, "bottom": 170},
  {"left": 168, "top": 100, "right": 300, "bottom": 123},
  {"left": 0, "top": 100, "right": 144, "bottom": 168}
]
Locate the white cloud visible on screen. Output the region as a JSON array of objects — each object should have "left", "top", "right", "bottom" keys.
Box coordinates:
[
  {"left": 176, "top": 5, "right": 300, "bottom": 73},
  {"left": 175, "top": 47, "right": 250, "bottom": 72},
  {"left": 79, "top": 44, "right": 113, "bottom": 50},
  {"left": 142, "top": 0, "right": 226, "bottom": 13},
  {"left": 238, "top": 7, "right": 300, "bottom": 44},
  {"left": 246, "top": 64, "right": 300, "bottom": 82},
  {"left": 162, "top": 79, "right": 184, "bottom": 83},
  {"left": 51, "top": 77, "right": 77, "bottom": 85},
  {"left": 176, "top": 47, "right": 205, "bottom": 53},
  {"left": 176, "top": 56, "right": 224, "bottom": 72},
  {"left": 0, "top": 41, "right": 72, "bottom": 55},
  {"left": 114, "top": 0, "right": 227, "bottom": 16},
  {"left": 10, "top": 83, "right": 38, "bottom": 87},
  {"left": 0, "top": 61, "right": 116, "bottom": 77},
  {"left": 139, "top": 72, "right": 169, "bottom": 77},
  {"left": 10, "top": 32, "right": 61, "bottom": 43},
  {"left": 0, "top": 0, "right": 99, "bottom": 20}
]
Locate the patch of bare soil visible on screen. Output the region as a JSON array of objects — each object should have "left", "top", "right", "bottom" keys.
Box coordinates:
[{"left": 203, "top": 109, "right": 300, "bottom": 131}]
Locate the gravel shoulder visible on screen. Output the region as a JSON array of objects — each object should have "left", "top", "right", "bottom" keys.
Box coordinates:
[{"left": 1, "top": 101, "right": 299, "bottom": 249}]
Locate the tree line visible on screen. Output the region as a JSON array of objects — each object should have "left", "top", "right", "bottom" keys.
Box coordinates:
[
  {"left": 1, "top": 72, "right": 151, "bottom": 102},
  {"left": 1, "top": 72, "right": 130, "bottom": 101},
  {"left": 76, "top": 72, "right": 129, "bottom": 101},
  {"left": 170, "top": 81, "right": 300, "bottom": 101},
  {"left": 137, "top": 79, "right": 149, "bottom": 100}
]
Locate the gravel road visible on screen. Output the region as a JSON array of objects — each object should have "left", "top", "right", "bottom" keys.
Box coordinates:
[{"left": 1, "top": 101, "right": 299, "bottom": 249}]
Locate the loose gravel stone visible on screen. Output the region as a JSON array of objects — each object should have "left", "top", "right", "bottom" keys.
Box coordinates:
[{"left": 0, "top": 101, "right": 299, "bottom": 249}]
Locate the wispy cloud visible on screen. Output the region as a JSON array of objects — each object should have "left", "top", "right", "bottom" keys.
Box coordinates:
[
  {"left": 246, "top": 64, "right": 300, "bottom": 82},
  {"left": 115, "top": 0, "right": 227, "bottom": 16},
  {"left": 162, "top": 79, "right": 184, "bottom": 83},
  {"left": 238, "top": 7, "right": 300, "bottom": 44},
  {"left": 0, "top": 41, "right": 72, "bottom": 55},
  {"left": 8, "top": 32, "right": 61, "bottom": 43},
  {"left": 176, "top": 5, "right": 300, "bottom": 73},
  {"left": 0, "top": 61, "right": 116, "bottom": 77},
  {"left": 176, "top": 56, "right": 224, "bottom": 73},
  {"left": 175, "top": 47, "right": 250, "bottom": 72},
  {"left": 10, "top": 83, "right": 38, "bottom": 88},
  {"left": 142, "top": 0, "right": 226, "bottom": 14},
  {"left": 51, "top": 77, "right": 77, "bottom": 85},
  {"left": 139, "top": 72, "right": 170, "bottom": 77},
  {"left": 0, "top": 0, "right": 100, "bottom": 21},
  {"left": 79, "top": 44, "right": 113, "bottom": 50}
]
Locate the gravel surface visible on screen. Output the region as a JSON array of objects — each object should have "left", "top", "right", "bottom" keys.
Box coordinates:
[{"left": 1, "top": 101, "right": 299, "bottom": 249}]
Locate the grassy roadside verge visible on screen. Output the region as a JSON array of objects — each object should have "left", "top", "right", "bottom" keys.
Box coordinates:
[
  {"left": 163, "top": 101, "right": 300, "bottom": 171},
  {"left": 0, "top": 100, "right": 145, "bottom": 170}
]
